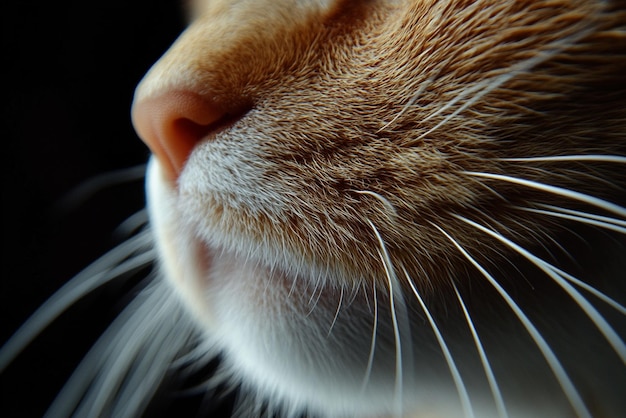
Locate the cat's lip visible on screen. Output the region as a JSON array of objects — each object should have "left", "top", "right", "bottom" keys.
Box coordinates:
[
  {"left": 148, "top": 158, "right": 279, "bottom": 327},
  {"left": 147, "top": 158, "right": 216, "bottom": 325}
]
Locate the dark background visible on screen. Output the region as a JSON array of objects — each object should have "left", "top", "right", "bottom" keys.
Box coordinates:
[{"left": 0, "top": 1, "right": 222, "bottom": 416}]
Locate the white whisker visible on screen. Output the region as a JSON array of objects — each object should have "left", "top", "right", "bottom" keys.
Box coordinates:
[
  {"left": 455, "top": 216, "right": 626, "bottom": 364},
  {"left": 498, "top": 155, "right": 626, "bottom": 164},
  {"left": 112, "top": 296, "right": 196, "bottom": 416},
  {"left": 434, "top": 222, "right": 592, "bottom": 418},
  {"left": 464, "top": 171, "right": 626, "bottom": 217},
  {"left": 377, "top": 79, "right": 431, "bottom": 133},
  {"left": 453, "top": 285, "right": 508, "bottom": 418},
  {"left": 56, "top": 164, "right": 147, "bottom": 211},
  {"left": 113, "top": 209, "right": 150, "bottom": 239},
  {"left": 550, "top": 266, "right": 626, "bottom": 316},
  {"left": 405, "top": 268, "right": 475, "bottom": 418},
  {"left": 44, "top": 277, "right": 162, "bottom": 417},
  {"left": 538, "top": 204, "right": 626, "bottom": 227},
  {"left": 352, "top": 190, "right": 398, "bottom": 217},
  {"left": 417, "top": 36, "right": 580, "bottom": 142},
  {"left": 367, "top": 219, "right": 410, "bottom": 416},
  {"left": 81, "top": 280, "right": 194, "bottom": 418},
  {"left": 74, "top": 285, "right": 173, "bottom": 417},
  {"left": 0, "top": 231, "right": 154, "bottom": 373},
  {"left": 416, "top": 80, "right": 486, "bottom": 140},
  {"left": 360, "top": 285, "right": 378, "bottom": 394},
  {"left": 327, "top": 285, "right": 345, "bottom": 337},
  {"left": 305, "top": 281, "right": 325, "bottom": 317},
  {"left": 518, "top": 206, "right": 626, "bottom": 234},
  {"left": 170, "top": 339, "right": 218, "bottom": 373}
]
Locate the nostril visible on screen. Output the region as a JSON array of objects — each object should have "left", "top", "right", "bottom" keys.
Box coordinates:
[
  {"left": 131, "top": 91, "right": 227, "bottom": 183},
  {"left": 174, "top": 118, "right": 216, "bottom": 143}
]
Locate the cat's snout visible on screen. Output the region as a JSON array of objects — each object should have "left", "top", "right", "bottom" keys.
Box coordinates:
[{"left": 131, "top": 91, "right": 226, "bottom": 182}]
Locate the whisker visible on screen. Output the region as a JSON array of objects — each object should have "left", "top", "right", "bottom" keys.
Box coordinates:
[
  {"left": 344, "top": 281, "right": 362, "bottom": 310},
  {"left": 102, "top": 283, "right": 194, "bottom": 418},
  {"left": 367, "top": 219, "right": 411, "bottom": 416},
  {"left": 537, "top": 204, "right": 626, "bottom": 228},
  {"left": 111, "top": 296, "right": 197, "bottom": 416},
  {"left": 305, "top": 279, "right": 325, "bottom": 317},
  {"left": 113, "top": 209, "right": 150, "bottom": 239},
  {"left": 170, "top": 339, "right": 219, "bottom": 373},
  {"left": 44, "top": 277, "right": 168, "bottom": 417},
  {"left": 56, "top": 164, "right": 147, "bottom": 212},
  {"left": 352, "top": 190, "right": 398, "bottom": 217},
  {"left": 453, "top": 285, "right": 508, "bottom": 418},
  {"left": 360, "top": 284, "right": 378, "bottom": 393},
  {"left": 464, "top": 171, "right": 626, "bottom": 217},
  {"left": 550, "top": 266, "right": 626, "bottom": 316},
  {"left": 327, "top": 285, "right": 345, "bottom": 337},
  {"left": 518, "top": 206, "right": 626, "bottom": 234},
  {"left": 377, "top": 79, "right": 431, "bottom": 133},
  {"left": 404, "top": 268, "right": 475, "bottom": 418},
  {"left": 0, "top": 231, "right": 154, "bottom": 373},
  {"left": 416, "top": 80, "right": 486, "bottom": 140},
  {"left": 183, "top": 359, "right": 238, "bottom": 408},
  {"left": 416, "top": 29, "right": 589, "bottom": 142},
  {"left": 476, "top": 206, "right": 625, "bottom": 314},
  {"left": 497, "top": 155, "right": 626, "bottom": 164},
  {"left": 454, "top": 216, "right": 626, "bottom": 364},
  {"left": 74, "top": 283, "right": 176, "bottom": 417},
  {"left": 433, "top": 223, "right": 592, "bottom": 418}
]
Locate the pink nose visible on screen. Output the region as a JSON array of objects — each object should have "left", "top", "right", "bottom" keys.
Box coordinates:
[{"left": 131, "top": 91, "right": 225, "bottom": 182}]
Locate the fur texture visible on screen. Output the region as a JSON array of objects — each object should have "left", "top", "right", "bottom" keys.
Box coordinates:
[{"left": 2, "top": 0, "right": 625, "bottom": 417}]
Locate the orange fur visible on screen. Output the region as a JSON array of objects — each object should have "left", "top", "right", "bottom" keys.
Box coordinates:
[{"left": 139, "top": 0, "right": 625, "bottom": 295}]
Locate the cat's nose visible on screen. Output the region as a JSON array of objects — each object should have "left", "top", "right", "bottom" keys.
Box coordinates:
[{"left": 131, "top": 91, "right": 225, "bottom": 182}]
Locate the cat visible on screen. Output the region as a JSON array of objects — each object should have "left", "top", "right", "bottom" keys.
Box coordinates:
[{"left": 2, "top": 0, "right": 625, "bottom": 417}]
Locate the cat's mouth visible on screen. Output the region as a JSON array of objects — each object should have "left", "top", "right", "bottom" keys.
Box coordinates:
[
  {"left": 146, "top": 158, "right": 215, "bottom": 325},
  {"left": 146, "top": 158, "right": 292, "bottom": 328}
]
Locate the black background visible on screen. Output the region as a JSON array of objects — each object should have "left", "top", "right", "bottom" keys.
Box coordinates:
[{"left": 0, "top": 1, "right": 219, "bottom": 416}]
